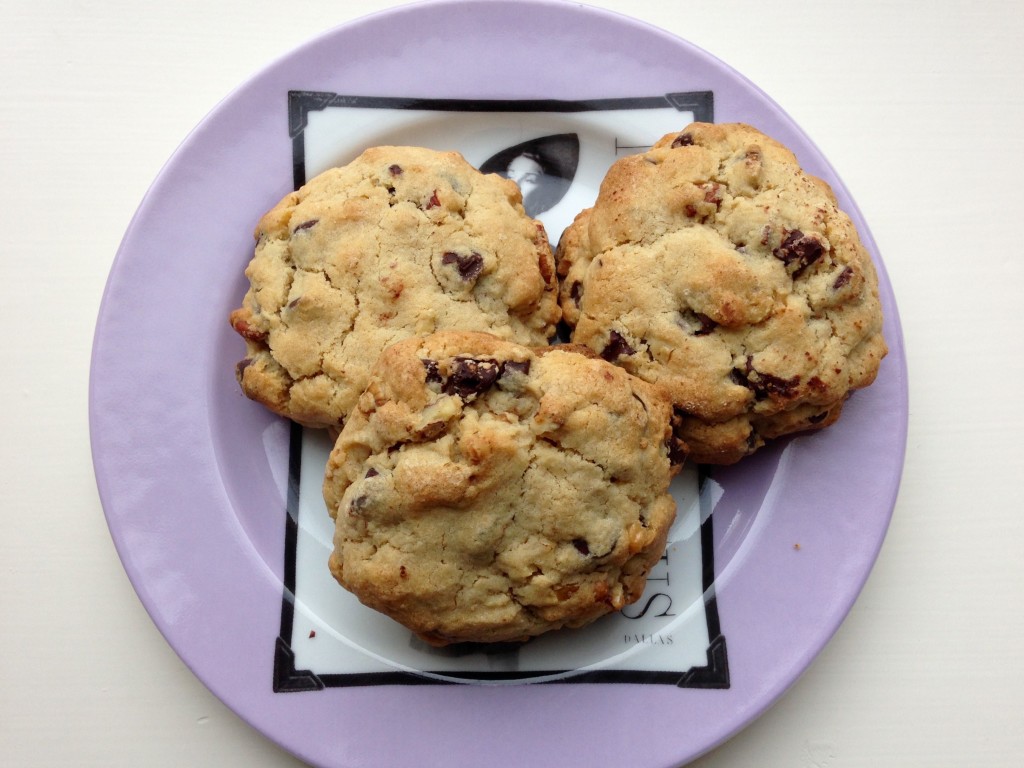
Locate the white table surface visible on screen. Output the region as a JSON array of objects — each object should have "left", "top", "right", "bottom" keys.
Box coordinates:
[{"left": 5, "top": 0, "right": 1023, "bottom": 765}]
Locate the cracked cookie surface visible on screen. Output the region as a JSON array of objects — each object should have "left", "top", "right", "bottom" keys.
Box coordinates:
[
  {"left": 230, "top": 146, "right": 560, "bottom": 428},
  {"left": 556, "top": 122, "right": 887, "bottom": 464},
  {"left": 322, "top": 331, "right": 679, "bottom": 646}
]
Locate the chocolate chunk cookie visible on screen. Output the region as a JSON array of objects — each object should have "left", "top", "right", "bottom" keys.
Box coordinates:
[
  {"left": 556, "top": 123, "right": 887, "bottom": 464},
  {"left": 230, "top": 146, "right": 560, "bottom": 428},
  {"left": 322, "top": 331, "right": 679, "bottom": 646}
]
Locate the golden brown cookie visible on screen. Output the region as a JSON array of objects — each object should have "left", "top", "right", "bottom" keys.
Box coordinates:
[
  {"left": 230, "top": 146, "right": 560, "bottom": 428},
  {"left": 556, "top": 122, "right": 887, "bottom": 464},
  {"left": 322, "top": 331, "right": 679, "bottom": 646}
]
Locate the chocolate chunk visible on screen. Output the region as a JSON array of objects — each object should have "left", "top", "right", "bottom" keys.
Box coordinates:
[
  {"left": 388, "top": 164, "right": 403, "bottom": 176},
  {"left": 694, "top": 314, "right": 717, "bottom": 335},
  {"left": 702, "top": 182, "right": 723, "bottom": 205},
  {"left": 757, "top": 371, "right": 801, "bottom": 397},
  {"left": 572, "top": 538, "right": 590, "bottom": 556},
  {"left": 569, "top": 280, "right": 583, "bottom": 308},
  {"left": 293, "top": 219, "right": 318, "bottom": 233},
  {"left": 665, "top": 434, "right": 687, "bottom": 467},
  {"left": 729, "top": 367, "right": 751, "bottom": 389},
  {"left": 365, "top": 467, "right": 379, "bottom": 479},
  {"left": 671, "top": 133, "right": 694, "bottom": 148},
  {"left": 348, "top": 495, "right": 370, "bottom": 516},
  {"left": 443, "top": 357, "right": 501, "bottom": 398},
  {"left": 666, "top": 407, "right": 689, "bottom": 467},
  {"left": 441, "top": 251, "right": 484, "bottom": 282},
  {"left": 731, "top": 356, "right": 801, "bottom": 400},
  {"left": 773, "top": 230, "right": 824, "bottom": 277},
  {"left": 501, "top": 359, "right": 531, "bottom": 378},
  {"left": 601, "top": 330, "right": 636, "bottom": 361},
  {"left": 833, "top": 266, "right": 854, "bottom": 290},
  {"left": 421, "top": 359, "right": 442, "bottom": 384},
  {"left": 235, "top": 358, "right": 253, "bottom": 378},
  {"left": 745, "top": 429, "right": 760, "bottom": 453},
  {"left": 677, "top": 309, "right": 718, "bottom": 336}
]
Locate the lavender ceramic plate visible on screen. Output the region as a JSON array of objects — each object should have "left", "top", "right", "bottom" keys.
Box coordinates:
[{"left": 90, "top": 1, "right": 907, "bottom": 766}]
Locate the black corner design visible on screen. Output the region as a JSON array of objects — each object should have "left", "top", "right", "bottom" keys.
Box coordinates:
[
  {"left": 666, "top": 90, "right": 714, "bottom": 118},
  {"left": 273, "top": 635, "right": 326, "bottom": 693},
  {"left": 677, "top": 634, "right": 730, "bottom": 689}
]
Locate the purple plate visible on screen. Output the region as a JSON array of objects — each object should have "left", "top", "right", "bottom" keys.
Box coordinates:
[{"left": 90, "top": 1, "right": 907, "bottom": 766}]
